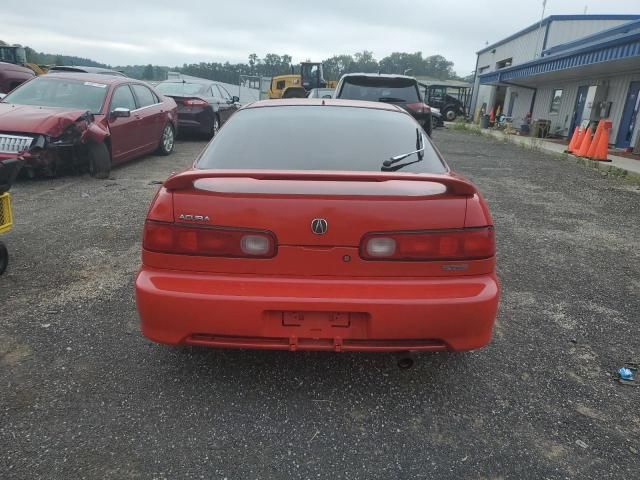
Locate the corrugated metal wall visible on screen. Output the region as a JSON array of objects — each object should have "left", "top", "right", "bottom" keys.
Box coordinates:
[
  {"left": 531, "top": 85, "right": 579, "bottom": 136},
  {"left": 545, "top": 19, "right": 634, "bottom": 49},
  {"left": 529, "top": 72, "right": 640, "bottom": 144},
  {"left": 477, "top": 28, "right": 543, "bottom": 74},
  {"left": 505, "top": 87, "right": 534, "bottom": 127},
  {"left": 474, "top": 85, "right": 495, "bottom": 117},
  {"left": 472, "top": 18, "right": 640, "bottom": 132}
]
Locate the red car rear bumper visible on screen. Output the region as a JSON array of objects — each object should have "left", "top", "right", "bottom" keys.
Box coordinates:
[{"left": 136, "top": 268, "right": 499, "bottom": 352}]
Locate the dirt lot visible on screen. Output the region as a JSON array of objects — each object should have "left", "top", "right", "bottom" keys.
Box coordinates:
[{"left": 1, "top": 129, "right": 639, "bottom": 479}]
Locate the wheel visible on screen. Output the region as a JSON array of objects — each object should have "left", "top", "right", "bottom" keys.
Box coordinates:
[
  {"left": 156, "top": 123, "right": 175, "bottom": 156},
  {"left": 211, "top": 115, "right": 220, "bottom": 138},
  {"left": 423, "top": 114, "right": 433, "bottom": 137},
  {"left": 0, "top": 241, "right": 8, "bottom": 275},
  {"left": 87, "top": 142, "right": 111, "bottom": 179},
  {"left": 443, "top": 108, "right": 457, "bottom": 122}
]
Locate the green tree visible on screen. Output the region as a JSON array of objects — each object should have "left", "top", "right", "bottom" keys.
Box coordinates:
[
  {"left": 352, "top": 50, "right": 378, "bottom": 73},
  {"left": 54, "top": 55, "right": 64, "bottom": 66},
  {"left": 323, "top": 54, "right": 354, "bottom": 80},
  {"left": 142, "top": 64, "right": 154, "bottom": 80}
]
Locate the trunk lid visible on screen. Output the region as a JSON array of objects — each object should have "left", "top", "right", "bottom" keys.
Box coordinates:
[
  {"left": 145, "top": 170, "right": 490, "bottom": 277},
  {"left": 172, "top": 175, "right": 466, "bottom": 246}
]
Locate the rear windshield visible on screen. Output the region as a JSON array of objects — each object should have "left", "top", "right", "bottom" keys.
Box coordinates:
[
  {"left": 196, "top": 106, "right": 446, "bottom": 174},
  {"left": 156, "top": 82, "right": 205, "bottom": 96},
  {"left": 339, "top": 77, "right": 420, "bottom": 103},
  {"left": 2, "top": 77, "right": 107, "bottom": 113}
]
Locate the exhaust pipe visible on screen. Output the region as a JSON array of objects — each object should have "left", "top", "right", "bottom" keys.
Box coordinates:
[{"left": 397, "top": 352, "right": 415, "bottom": 369}]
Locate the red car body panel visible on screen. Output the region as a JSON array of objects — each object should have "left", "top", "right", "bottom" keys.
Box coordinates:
[
  {"left": 137, "top": 269, "right": 498, "bottom": 352},
  {"left": 0, "top": 74, "right": 177, "bottom": 170},
  {"left": 0, "top": 61, "right": 35, "bottom": 94},
  {"left": 0, "top": 104, "right": 92, "bottom": 137},
  {"left": 136, "top": 101, "right": 499, "bottom": 352}
]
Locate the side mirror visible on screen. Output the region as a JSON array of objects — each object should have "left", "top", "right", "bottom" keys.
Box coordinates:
[
  {"left": 232, "top": 96, "right": 240, "bottom": 103},
  {"left": 111, "top": 107, "right": 131, "bottom": 118}
]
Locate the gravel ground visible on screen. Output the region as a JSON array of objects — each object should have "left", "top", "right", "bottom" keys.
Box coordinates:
[{"left": 1, "top": 128, "right": 639, "bottom": 479}]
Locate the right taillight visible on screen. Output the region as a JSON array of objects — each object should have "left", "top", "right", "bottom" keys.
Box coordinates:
[
  {"left": 182, "top": 98, "right": 208, "bottom": 107},
  {"left": 406, "top": 102, "right": 431, "bottom": 114},
  {"left": 360, "top": 227, "right": 494, "bottom": 261},
  {"left": 143, "top": 221, "right": 276, "bottom": 258}
]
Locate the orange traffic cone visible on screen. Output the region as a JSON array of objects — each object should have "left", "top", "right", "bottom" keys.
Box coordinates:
[
  {"left": 586, "top": 120, "right": 604, "bottom": 158},
  {"left": 576, "top": 126, "right": 593, "bottom": 157},
  {"left": 489, "top": 108, "right": 495, "bottom": 124},
  {"left": 572, "top": 128, "right": 585, "bottom": 155},
  {"left": 567, "top": 126, "right": 580, "bottom": 153},
  {"left": 591, "top": 120, "right": 612, "bottom": 162}
]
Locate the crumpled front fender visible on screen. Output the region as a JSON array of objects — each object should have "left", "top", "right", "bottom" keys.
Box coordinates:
[{"left": 80, "top": 120, "right": 109, "bottom": 144}]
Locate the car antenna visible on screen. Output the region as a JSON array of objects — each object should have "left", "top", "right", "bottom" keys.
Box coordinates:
[{"left": 322, "top": 99, "right": 325, "bottom": 106}]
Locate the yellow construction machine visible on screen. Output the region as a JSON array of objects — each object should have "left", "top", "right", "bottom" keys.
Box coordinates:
[
  {"left": 0, "top": 45, "right": 48, "bottom": 76},
  {"left": 268, "top": 62, "right": 337, "bottom": 99}
]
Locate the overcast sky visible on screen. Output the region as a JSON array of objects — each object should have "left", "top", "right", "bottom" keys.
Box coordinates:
[{"left": 2, "top": 0, "right": 638, "bottom": 76}]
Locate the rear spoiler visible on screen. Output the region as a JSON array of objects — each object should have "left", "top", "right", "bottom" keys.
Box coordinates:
[{"left": 164, "top": 170, "right": 477, "bottom": 196}]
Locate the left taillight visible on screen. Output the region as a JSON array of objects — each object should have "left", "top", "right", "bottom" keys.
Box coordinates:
[
  {"left": 360, "top": 227, "right": 495, "bottom": 261},
  {"left": 406, "top": 103, "right": 431, "bottom": 114},
  {"left": 143, "top": 221, "right": 276, "bottom": 258}
]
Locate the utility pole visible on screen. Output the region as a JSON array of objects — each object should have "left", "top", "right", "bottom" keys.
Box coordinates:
[{"left": 534, "top": 0, "right": 548, "bottom": 58}]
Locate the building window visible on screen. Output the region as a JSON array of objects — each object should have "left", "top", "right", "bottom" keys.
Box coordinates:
[
  {"left": 550, "top": 89, "right": 563, "bottom": 114},
  {"left": 496, "top": 58, "right": 512, "bottom": 69}
]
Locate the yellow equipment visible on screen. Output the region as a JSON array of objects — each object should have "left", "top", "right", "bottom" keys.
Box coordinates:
[
  {"left": 0, "top": 159, "right": 23, "bottom": 275},
  {"left": 268, "top": 62, "right": 337, "bottom": 99},
  {"left": 0, "top": 45, "right": 48, "bottom": 76},
  {"left": 0, "top": 192, "right": 13, "bottom": 234}
]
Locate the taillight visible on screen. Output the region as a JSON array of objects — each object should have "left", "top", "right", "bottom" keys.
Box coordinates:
[
  {"left": 182, "top": 98, "right": 208, "bottom": 107},
  {"left": 143, "top": 221, "right": 276, "bottom": 258},
  {"left": 360, "top": 227, "right": 494, "bottom": 261},
  {"left": 406, "top": 103, "right": 431, "bottom": 114}
]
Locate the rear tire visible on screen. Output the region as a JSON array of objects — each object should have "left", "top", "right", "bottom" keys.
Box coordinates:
[
  {"left": 156, "top": 123, "right": 175, "bottom": 156},
  {"left": 211, "top": 113, "right": 220, "bottom": 138},
  {"left": 0, "top": 241, "right": 8, "bottom": 275},
  {"left": 88, "top": 142, "right": 111, "bottom": 179},
  {"left": 443, "top": 108, "right": 457, "bottom": 122},
  {"left": 424, "top": 114, "right": 433, "bottom": 137},
  {"left": 208, "top": 115, "right": 220, "bottom": 139}
]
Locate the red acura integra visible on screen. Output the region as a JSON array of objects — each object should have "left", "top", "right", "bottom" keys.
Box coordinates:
[
  {"left": 136, "top": 99, "right": 499, "bottom": 354},
  {"left": 0, "top": 73, "right": 177, "bottom": 178}
]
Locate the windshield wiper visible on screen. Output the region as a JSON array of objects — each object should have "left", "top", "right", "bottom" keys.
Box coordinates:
[{"left": 382, "top": 128, "right": 425, "bottom": 171}]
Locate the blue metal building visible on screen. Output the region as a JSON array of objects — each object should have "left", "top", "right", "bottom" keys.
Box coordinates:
[{"left": 470, "top": 15, "right": 640, "bottom": 149}]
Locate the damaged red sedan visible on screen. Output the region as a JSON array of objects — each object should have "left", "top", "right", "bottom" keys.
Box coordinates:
[
  {"left": 0, "top": 73, "right": 177, "bottom": 178},
  {"left": 136, "top": 99, "right": 499, "bottom": 354}
]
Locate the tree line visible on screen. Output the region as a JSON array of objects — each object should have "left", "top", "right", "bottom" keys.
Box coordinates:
[
  {"left": 178, "top": 51, "right": 460, "bottom": 84},
  {"left": 2, "top": 40, "right": 463, "bottom": 83}
]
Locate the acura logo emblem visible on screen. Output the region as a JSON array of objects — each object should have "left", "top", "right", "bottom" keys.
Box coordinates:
[{"left": 311, "top": 218, "right": 328, "bottom": 235}]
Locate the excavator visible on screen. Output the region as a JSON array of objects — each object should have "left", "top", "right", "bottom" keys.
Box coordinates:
[
  {"left": 268, "top": 62, "right": 337, "bottom": 99},
  {"left": 0, "top": 45, "right": 48, "bottom": 94}
]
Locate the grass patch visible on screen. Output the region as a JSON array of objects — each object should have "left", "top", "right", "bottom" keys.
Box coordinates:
[{"left": 450, "top": 121, "right": 482, "bottom": 135}]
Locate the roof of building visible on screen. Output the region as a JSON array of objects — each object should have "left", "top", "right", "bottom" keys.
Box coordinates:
[
  {"left": 415, "top": 77, "right": 472, "bottom": 88},
  {"left": 476, "top": 14, "right": 640, "bottom": 55}
]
